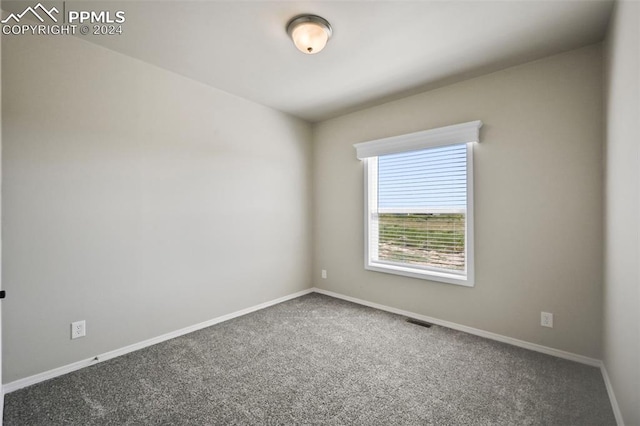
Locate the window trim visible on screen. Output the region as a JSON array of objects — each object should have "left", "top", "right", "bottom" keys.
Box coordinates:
[
  {"left": 355, "top": 120, "right": 482, "bottom": 287},
  {"left": 355, "top": 120, "right": 483, "bottom": 159}
]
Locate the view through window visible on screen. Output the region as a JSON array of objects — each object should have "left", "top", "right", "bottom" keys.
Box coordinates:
[{"left": 355, "top": 120, "right": 481, "bottom": 286}]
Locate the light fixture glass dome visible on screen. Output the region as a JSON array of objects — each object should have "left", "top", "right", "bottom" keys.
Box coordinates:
[{"left": 287, "top": 15, "right": 332, "bottom": 55}]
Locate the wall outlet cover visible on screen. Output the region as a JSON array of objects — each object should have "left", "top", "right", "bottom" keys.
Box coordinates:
[
  {"left": 71, "top": 320, "right": 86, "bottom": 339},
  {"left": 541, "top": 312, "right": 553, "bottom": 328}
]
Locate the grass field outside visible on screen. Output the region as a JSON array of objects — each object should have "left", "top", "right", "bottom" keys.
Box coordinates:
[{"left": 378, "top": 213, "right": 465, "bottom": 271}]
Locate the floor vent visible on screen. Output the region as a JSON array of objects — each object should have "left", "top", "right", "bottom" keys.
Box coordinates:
[{"left": 406, "top": 318, "right": 433, "bottom": 328}]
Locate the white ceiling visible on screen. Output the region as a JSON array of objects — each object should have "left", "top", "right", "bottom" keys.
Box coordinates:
[{"left": 3, "top": 1, "right": 615, "bottom": 122}]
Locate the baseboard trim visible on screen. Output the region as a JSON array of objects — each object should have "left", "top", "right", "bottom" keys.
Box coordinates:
[
  {"left": 600, "top": 364, "right": 625, "bottom": 426},
  {"left": 312, "top": 287, "right": 602, "bottom": 367},
  {"left": 3, "top": 288, "right": 314, "bottom": 394}
]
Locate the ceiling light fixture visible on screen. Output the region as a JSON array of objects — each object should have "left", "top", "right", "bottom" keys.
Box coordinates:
[{"left": 286, "top": 14, "right": 332, "bottom": 55}]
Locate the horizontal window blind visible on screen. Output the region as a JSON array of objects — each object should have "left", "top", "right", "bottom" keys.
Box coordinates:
[
  {"left": 377, "top": 144, "right": 467, "bottom": 211},
  {"left": 372, "top": 143, "right": 467, "bottom": 274}
]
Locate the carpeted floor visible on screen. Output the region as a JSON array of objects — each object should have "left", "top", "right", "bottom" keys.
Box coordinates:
[{"left": 4, "top": 293, "right": 615, "bottom": 425}]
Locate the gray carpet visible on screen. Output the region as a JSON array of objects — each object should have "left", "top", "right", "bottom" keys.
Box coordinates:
[{"left": 4, "top": 293, "right": 615, "bottom": 425}]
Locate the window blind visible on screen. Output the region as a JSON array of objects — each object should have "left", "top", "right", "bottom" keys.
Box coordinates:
[
  {"left": 371, "top": 143, "right": 468, "bottom": 274},
  {"left": 377, "top": 144, "right": 467, "bottom": 212}
]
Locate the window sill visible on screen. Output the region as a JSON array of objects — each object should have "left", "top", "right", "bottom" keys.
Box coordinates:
[{"left": 365, "top": 261, "right": 474, "bottom": 287}]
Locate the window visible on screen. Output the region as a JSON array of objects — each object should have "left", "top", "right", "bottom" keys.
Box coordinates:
[{"left": 354, "top": 121, "right": 482, "bottom": 286}]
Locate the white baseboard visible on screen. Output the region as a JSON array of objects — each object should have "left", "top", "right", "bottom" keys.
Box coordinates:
[
  {"left": 3, "top": 288, "right": 314, "bottom": 394},
  {"left": 312, "top": 287, "right": 602, "bottom": 367},
  {"left": 600, "top": 364, "right": 625, "bottom": 426}
]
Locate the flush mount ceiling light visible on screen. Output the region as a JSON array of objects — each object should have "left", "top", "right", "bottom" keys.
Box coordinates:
[{"left": 286, "top": 14, "right": 332, "bottom": 55}]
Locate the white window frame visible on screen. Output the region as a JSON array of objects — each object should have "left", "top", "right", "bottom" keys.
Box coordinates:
[{"left": 354, "top": 120, "right": 482, "bottom": 287}]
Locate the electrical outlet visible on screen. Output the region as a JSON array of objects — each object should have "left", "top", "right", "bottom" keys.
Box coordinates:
[
  {"left": 541, "top": 312, "right": 553, "bottom": 328},
  {"left": 321, "top": 269, "right": 327, "bottom": 279},
  {"left": 71, "top": 320, "right": 86, "bottom": 339}
]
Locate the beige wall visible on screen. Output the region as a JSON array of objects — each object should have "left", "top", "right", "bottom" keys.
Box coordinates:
[
  {"left": 603, "top": 1, "right": 640, "bottom": 424},
  {"left": 313, "top": 45, "right": 604, "bottom": 359},
  {"left": 2, "top": 33, "right": 312, "bottom": 383}
]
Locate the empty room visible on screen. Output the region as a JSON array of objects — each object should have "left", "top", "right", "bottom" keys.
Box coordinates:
[{"left": 1, "top": 0, "right": 638, "bottom": 424}]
